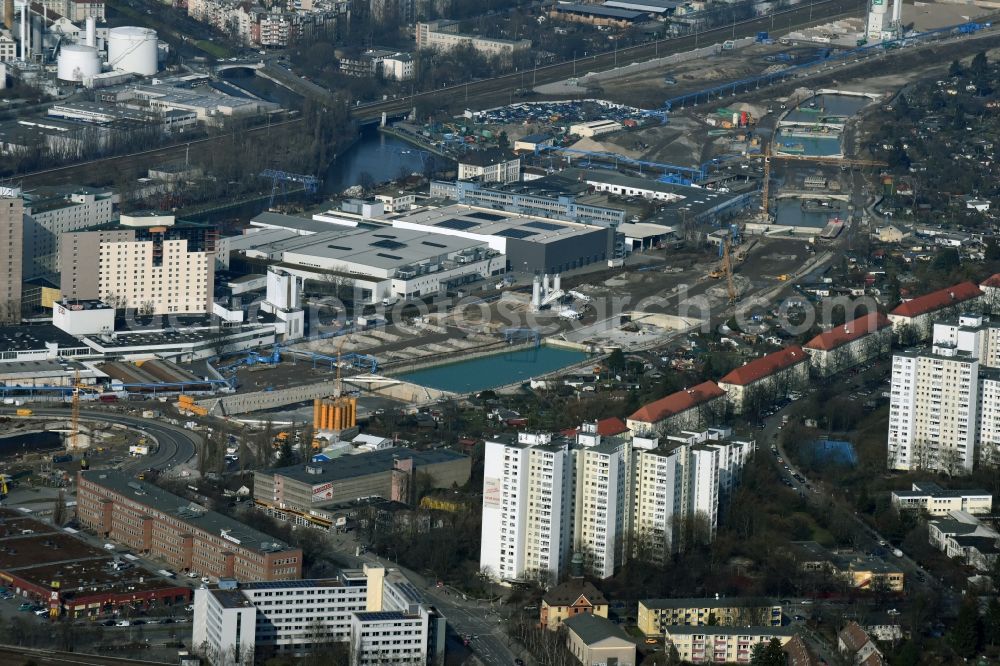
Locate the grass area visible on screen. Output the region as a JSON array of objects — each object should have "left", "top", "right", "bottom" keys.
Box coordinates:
[{"left": 194, "top": 39, "right": 233, "bottom": 59}]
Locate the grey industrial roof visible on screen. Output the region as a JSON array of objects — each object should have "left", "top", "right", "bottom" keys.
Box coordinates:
[
  {"left": 399, "top": 205, "right": 602, "bottom": 244},
  {"left": 604, "top": 0, "right": 680, "bottom": 11},
  {"left": 908, "top": 481, "right": 991, "bottom": 498},
  {"left": 665, "top": 625, "right": 797, "bottom": 637},
  {"left": 553, "top": 3, "right": 647, "bottom": 19},
  {"left": 211, "top": 589, "right": 250, "bottom": 609},
  {"left": 564, "top": 613, "right": 634, "bottom": 644},
  {"left": 265, "top": 448, "right": 468, "bottom": 485},
  {"left": 0, "top": 325, "right": 89, "bottom": 353},
  {"left": 80, "top": 470, "right": 296, "bottom": 554},
  {"left": 279, "top": 226, "right": 490, "bottom": 270},
  {"left": 224, "top": 228, "right": 301, "bottom": 253},
  {"left": 250, "top": 212, "right": 346, "bottom": 235},
  {"left": 642, "top": 597, "right": 778, "bottom": 610}
]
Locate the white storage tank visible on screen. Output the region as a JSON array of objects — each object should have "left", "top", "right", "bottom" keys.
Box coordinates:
[
  {"left": 57, "top": 44, "right": 101, "bottom": 82},
  {"left": 108, "top": 26, "right": 158, "bottom": 76}
]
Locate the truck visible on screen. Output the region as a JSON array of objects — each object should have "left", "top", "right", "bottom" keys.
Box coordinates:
[
  {"left": 15, "top": 409, "right": 32, "bottom": 417},
  {"left": 98, "top": 394, "right": 118, "bottom": 403}
]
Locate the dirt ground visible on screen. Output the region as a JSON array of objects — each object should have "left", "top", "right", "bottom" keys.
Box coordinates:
[{"left": 584, "top": 27, "right": 1000, "bottom": 170}]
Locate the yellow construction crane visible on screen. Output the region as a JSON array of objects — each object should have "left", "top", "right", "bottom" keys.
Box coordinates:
[{"left": 757, "top": 145, "right": 887, "bottom": 220}]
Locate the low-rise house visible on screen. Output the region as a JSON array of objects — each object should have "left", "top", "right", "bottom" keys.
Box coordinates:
[
  {"left": 803, "top": 312, "right": 892, "bottom": 376},
  {"left": 564, "top": 614, "right": 636, "bottom": 666},
  {"left": 626, "top": 381, "right": 726, "bottom": 435},
  {"left": 664, "top": 626, "right": 795, "bottom": 664},
  {"left": 927, "top": 510, "right": 1000, "bottom": 572},
  {"left": 540, "top": 580, "right": 609, "bottom": 630},
  {"left": 791, "top": 542, "right": 904, "bottom": 592},
  {"left": 887, "top": 281, "right": 984, "bottom": 341},
  {"left": 874, "top": 224, "right": 910, "bottom": 243},
  {"left": 637, "top": 597, "right": 782, "bottom": 636},
  {"left": 981, "top": 273, "right": 1000, "bottom": 314},
  {"left": 783, "top": 635, "right": 821, "bottom": 666},
  {"left": 837, "top": 621, "right": 884, "bottom": 666},
  {"left": 891, "top": 482, "right": 992, "bottom": 515},
  {"left": 718, "top": 346, "right": 809, "bottom": 414}
]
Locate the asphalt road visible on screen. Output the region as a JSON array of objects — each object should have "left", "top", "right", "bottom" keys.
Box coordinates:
[
  {"left": 0, "top": 645, "right": 174, "bottom": 665},
  {"left": 0, "top": 408, "right": 200, "bottom": 475}
]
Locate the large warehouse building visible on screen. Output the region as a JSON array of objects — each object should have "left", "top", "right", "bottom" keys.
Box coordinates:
[
  {"left": 254, "top": 448, "right": 471, "bottom": 528},
  {"left": 77, "top": 470, "right": 303, "bottom": 581},
  {"left": 230, "top": 225, "right": 505, "bottom": 304},
  {"left": 390, "top": 205, "right": 617, "bottom": 275}
]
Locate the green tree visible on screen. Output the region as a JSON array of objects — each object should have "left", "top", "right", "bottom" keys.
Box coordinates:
[
  {"left": 607, "top": 348, "right": 626, "bottom": 373},
  {"left": 986, "top": 241, "right": 1000, "bottom": 262},
  {"left": 948, "top": 599, "right": 982, "bottom": 659},
  {"left": 750, "top": 637, "right": 786, "bottom": 666},
  {"left": 986, "top": 597, "right": 1000, "bottom": 647},
  {"left": 932, "top": 247, "right": 960, "bottom": 273},
  {"left": 948, "top": 59, "right": 963, "bottom": 77},
  {"left": 970, "top": 51, "right": 988, "bottom": 78}
]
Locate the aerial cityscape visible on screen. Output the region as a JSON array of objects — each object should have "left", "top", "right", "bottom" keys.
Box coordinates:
[{"left": 0, "top": 0, "right": 997, "bottom": 663}]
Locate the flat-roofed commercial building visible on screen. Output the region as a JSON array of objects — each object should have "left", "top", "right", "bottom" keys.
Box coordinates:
[
  {"left": 891, "top": 482, "right": 992, "bottom": 515},
  {"left": 239, "top": 225, "right": 505, "bottom": 305},
  {"left": 390, "top": 204, "right": 617, "bottom": 275},
  {"left": 254, "top": 448, "right": 471, "bottom": 525},
  {"left": 77, "top": 470, "right": 302, "bottom": 581},
  {"left": 193, "top": 564, "right": 446, "bottom": 665}
]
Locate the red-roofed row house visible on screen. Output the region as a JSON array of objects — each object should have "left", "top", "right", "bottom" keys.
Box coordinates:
[
  {"left": 888, "top": 281, "right": 984, "bottom": 340},
  {"left": 718, "top": 346, "right": 810, "bottom": 414},
  {"left": 803, "top": 313, "right": 892, "bottom": 376},
  {"left": 626, "top": 381, "right": 726, "bottom": 435}
]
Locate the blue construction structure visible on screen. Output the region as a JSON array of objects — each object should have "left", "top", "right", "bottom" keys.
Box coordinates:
[
  {"left": 503, "top": 328, "right": 541, "bottom": 347},
  {"left": 259, "top": 169, "right": 321, "bottom": 206},
  {"left": 664, "top": 21, "right": 992, "bottom": 111},
  {"left": 309, "top": 352, "right": 378, "bottom": 373}
]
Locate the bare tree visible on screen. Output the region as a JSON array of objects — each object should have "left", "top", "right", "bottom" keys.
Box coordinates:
[{"left": 52, "top": 489, "right": 67, "bottom": 526}]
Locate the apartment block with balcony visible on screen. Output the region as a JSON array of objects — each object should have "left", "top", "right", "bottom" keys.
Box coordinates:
[
  {"left": 665, "top": 626, "right": 796, "bottom": 664},
  {"left": 416, "top": 20, "right": 531, "bottom": 57},
  {"left": 638, "top": 598, "right": 783, "bottom": 636}
]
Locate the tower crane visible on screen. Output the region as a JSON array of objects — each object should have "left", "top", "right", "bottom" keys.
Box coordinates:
[{"left": 756, "top": 145, "right": 887, "bottom": 221}]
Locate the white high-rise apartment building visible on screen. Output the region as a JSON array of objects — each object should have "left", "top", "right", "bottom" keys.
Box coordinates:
[
  {"left": 888, "top": 313, "right": 1000, "bottom": 472},
  {"left": 888, "top": 317, "right": 983, "bottom": 474},
  {"left": 572, "top": 423, "right": 630, "bottom": 579},
  {"left": 630, "top": 429, "right": 754, "bottom": 563},
  {"left": 481, "top": 426, "right": 754, "bottom": 581},
  {"left": 481, "top": 433, "right": 572, "bottom": 584}
]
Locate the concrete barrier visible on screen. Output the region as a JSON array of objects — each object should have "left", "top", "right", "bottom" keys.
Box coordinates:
[{"left": 198, "top": 380, "right": 342, "bottom": 416}]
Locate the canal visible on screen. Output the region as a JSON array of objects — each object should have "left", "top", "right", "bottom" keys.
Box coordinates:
[{"left": 397, "top": 347, "right": 590, "bottom": 393}]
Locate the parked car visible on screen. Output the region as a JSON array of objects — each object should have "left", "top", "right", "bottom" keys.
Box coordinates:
[{"left": 17, "top": 603, "right": 32, "bottom": 611}]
